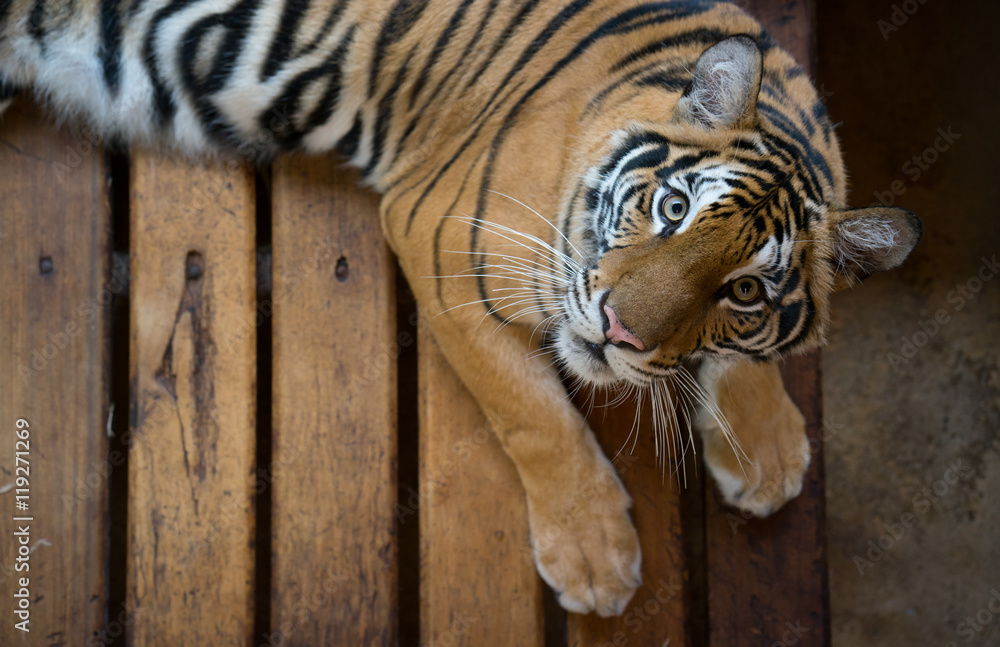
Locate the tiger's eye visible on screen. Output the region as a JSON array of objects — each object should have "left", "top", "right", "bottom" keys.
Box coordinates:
[
  {"left": 732, "top": 277, "right": 762, "bottom": 303},
  {"left": 659, "top": 193, "right": 689, "bottom": 222}
]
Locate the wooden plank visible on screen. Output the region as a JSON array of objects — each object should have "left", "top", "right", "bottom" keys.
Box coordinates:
[
  {"left": 704, "top": 355, "right": 828, "bottom": 645},
  {"left": 127, "top": 154, "right": 257, "bottom": 645},
  {"left": 270, "top": 161, "right": 397, "bottom": 646},
  {"left": 568, "top": 395, "right": 691, "bottom": 647},
  {"left": 704, "top": 2, "right": 830, "bottom": 644},
  {"left": 419, "top": 334, "right": 545, "bottom": 647},
  {"left": 0, "top": 100, "right": 110, "bottom": 643}
]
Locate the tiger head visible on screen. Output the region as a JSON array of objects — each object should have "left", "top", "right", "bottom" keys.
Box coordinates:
[{"left": 555, "top": 35, "right": 922, "bottom": 386}]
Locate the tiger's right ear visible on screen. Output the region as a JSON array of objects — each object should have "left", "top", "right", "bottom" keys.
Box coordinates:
[
  {"left": 827, "top": 206, "right": 923, "bottom": 291},
  {"left": 673, "top": 35, "right": 763, "bottom": 130}
]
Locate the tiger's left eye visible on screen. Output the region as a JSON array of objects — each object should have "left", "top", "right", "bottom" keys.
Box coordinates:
[
  {"left": 658, "top": 193, "right": 689, "bottom": 222},
  {"left": 732, "top": 277, "right": 762, "bottom": 303}
]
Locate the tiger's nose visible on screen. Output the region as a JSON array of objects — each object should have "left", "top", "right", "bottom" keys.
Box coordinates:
[{"left": 603, "top": 304, "right": 645, "bottom": 351}]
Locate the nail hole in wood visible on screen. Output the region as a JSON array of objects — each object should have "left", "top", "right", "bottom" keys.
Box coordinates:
[
  {"left": 185, "top": 251, "right": 204, "bottom": 282},
  {"left": 39, "top": 256, "right": 53, "bottom": 275},
  {"left": 335, "top": 256, "right": 349, "bottom": 282}
]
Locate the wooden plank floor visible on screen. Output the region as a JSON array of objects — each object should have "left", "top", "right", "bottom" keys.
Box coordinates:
[
  {"left": 0, "top": 2, "right": 827, "bottom": 645},
  {"left": 270, "top": 158, "right": 398, "bottom": 646},
  {"left": 127, "top": 154, "right": 257, "bottom": 644},
  {"left": 0, "top": 100, "right": 111, "bottom": 645}
]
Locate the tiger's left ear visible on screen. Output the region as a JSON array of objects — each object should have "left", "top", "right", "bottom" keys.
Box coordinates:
[
  {"left": 828, "top": 207, "right": 923, "bottom": 290},
  {"left": 673, "top": 35, "right": 763, "bottom": 130}
]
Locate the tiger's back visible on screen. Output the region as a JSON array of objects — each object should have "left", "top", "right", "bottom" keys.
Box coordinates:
[{"left": 0, "top": 0, "right": 839, "bottom": 196}]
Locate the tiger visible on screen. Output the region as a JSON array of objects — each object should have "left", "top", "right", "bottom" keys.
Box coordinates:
[{"left": 0, "top": 0, "right": 921, "bottom": 616}]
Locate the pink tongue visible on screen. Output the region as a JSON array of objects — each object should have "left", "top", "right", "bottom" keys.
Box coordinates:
[{"left": 604, "top": 305, "right": 645, "bottom": 350}]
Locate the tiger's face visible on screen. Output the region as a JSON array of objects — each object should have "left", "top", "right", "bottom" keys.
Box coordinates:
[
  {"left": 557, "top": 130, "right": 827, "bottom": 386},
  {"left": 553, "top": 36, "right": 921, "bottom": 388}
]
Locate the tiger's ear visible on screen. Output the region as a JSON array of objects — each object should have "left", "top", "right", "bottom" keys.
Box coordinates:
[
  {"left": 673, "top": 35, "right": 763, "bottom": 130},
  {"left": 828, "top": 207, "right": 923, "bottom": 290}
]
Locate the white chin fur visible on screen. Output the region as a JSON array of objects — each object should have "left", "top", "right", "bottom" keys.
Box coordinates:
[{"left": 554, "top": 324, "right": 618, "bottom": 386}]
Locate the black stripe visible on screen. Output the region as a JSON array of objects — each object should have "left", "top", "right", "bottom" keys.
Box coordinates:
[
  {"left": 433, "top": 152, "right": 484, "bottom": 304},
  {"left": 584, "top": 60, "right": 681, "bottom": 116},
  {"left": 635, "top": 70, "right": 689, "bottom": 90},
  {"left": 178, "top": 0, "right": 263, "bottom": 143},
  {"left": 382, "top": 0, "right": 502, "bottom": 205},
  {"left": 365, "top": 46, "right": 414, "bottom": 175},
  {"left": 300, "top": 33, "right": 355, "bottom": 133},
  {"left": 0, "top": 79, "right": 21, "bottom": 101},
  {"left": 27, "top": 0, "right": 46, "bottom": 42},
  {"left": 127, "top": 0, "right": 147, "bottom": 17},
  {"left": 774, "top": 299, "right": 801, "bottom": 344},
  {"left": 735, "top": 315, "right": 769, "bottom": 341},
  {"left": 758, "top": 103, "right": 831, "bottom": 193},
  {"left": 654, "top": 151, "right": 712, "bottom": 181},
  {"left": 610, "top": 27, "right": 731, "bottom": 73},
  {"left": 619, "top": 147, "right": 668, "bottom": 177},
  {"left": 99, "top": 0, "right": 125, "bottom": 95},
  {"left": 262, "top": 26, "right": 356, "bottom": 149},
  {"left": 143, "top": 0, "right": 197, "bottom": 125},
  {"left": 335, "top": 114, "right": 362, "bottom": 157},
  {"left": 260, "top": 0, "right": 312, "bottom": 81},
  {"left": 774, "top": 288, "right": 815, "bottom": 352},
  {"left": 463, "top": 0, "right": 543, "bottom": 91},
  {"left": 368, "top": 0, "right": 431, "bottom": 99},
  {"left": 563, "top": 179, "right": 586, "bottom": 263},
  {"left": 599, "top": 130, "right": 670, "bottom": 176},
  {"left": 407, "top": 0, "right": 476, "bottom": 110},
  {"left": 468, "top": 0, "right": 602, "bottom": 129},
  {"left": 0, "top": 0, "right": 14, "bottom": 30},
  {"left": 402, "top": 0, "right": 500, "bottom": 136}
]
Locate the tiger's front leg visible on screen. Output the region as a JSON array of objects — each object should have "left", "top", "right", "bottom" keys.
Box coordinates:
[
  {"left": 407, "top": 277, "right": 642, "bottom": 616},
  {"left": 696, "top": 358, "right": 810, "bottom": 517}
]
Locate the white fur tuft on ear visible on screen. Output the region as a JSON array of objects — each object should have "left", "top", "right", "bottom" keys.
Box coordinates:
[
  {"left": 673, "top": 35, "right": 763, "bottom": 130},
  {"left": 688, "top": 60, "right": 745, "bottom": 126},
  {"left": 829, "top": 207, "right": 923, "bottom": 290},
  {"left": 834, "top": 217, "right": 898, "bottom": 280}
]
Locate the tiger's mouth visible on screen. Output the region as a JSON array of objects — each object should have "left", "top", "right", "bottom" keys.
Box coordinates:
[{"left": 556, "top": 321, "right": 676, "bottom": 388}]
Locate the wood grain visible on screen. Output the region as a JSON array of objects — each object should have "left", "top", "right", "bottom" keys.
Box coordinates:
[
  {"left": 270, "top": 160, "right": 397, "bottom": 646},
  {"left": 0, "top": 100, "right": 110, "bottom": 644},
  {"left": 419, "top": 333, "right": 545, "bottom": 647},
  {"left": 568, "top": 395, "right": 691, "bottom": 647},
  {"left": 704, "top": 2, "right": 830, "bottom": 645},
  {"left": 704, "top": 354, "right": 828, "bottom": 646},
  {"left": 127, "top": 153, "right": 257, "bottom": 645}
]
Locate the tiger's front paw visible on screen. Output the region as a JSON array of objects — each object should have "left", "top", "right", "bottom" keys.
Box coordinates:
[
  {"left": 527, "top": 469, "right": 642, "bottom": 616},
  {"left": 696, "top": 359, "right": 811, "bottom": 518},
  {"left": 699, "top": 390, "right": 809, "bottom": 518}
]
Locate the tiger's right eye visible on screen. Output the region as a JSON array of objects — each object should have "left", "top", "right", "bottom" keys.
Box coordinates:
[
  {"left": 732, "top": 277, "right": 762, "bottom": 303},
  {"left": 658, "top": 193, "right": 689, "bottom": 223}
]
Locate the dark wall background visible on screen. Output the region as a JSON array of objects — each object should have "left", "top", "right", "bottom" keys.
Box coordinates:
[{"left": 816, "top": 2, "right": 1000, "bottom": 645}]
